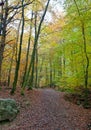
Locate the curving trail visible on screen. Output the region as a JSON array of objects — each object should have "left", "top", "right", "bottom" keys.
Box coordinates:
[{"left": 0, "top": 88, "right": 90, "bottom": 130}]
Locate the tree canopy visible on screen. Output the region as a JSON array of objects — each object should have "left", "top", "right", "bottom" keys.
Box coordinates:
[{"left": 0, "top": 0, "right": 91, "bottom": 99}]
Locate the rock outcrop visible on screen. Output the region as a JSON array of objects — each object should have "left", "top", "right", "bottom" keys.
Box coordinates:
[{"left": 0, "top": 98, "right": 19, "bottom": 121}]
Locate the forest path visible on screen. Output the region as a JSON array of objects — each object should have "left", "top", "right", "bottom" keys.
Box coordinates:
[{"left": 0, "top": 88, "right": 90, "bottom": 130}]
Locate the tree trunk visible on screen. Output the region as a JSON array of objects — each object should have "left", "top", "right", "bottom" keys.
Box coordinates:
[
  {"left": 38, "top": 57, "right": 44, "bottom": 87},
  {"left": 50, "top": 59, "right": 53, "bottom": 87},
  {"left": 81, "top": 22, "right": 89, "bottom": 99},
  {"left": 35, "top": 48, "right": 38, "bottom": 88},
  {"left": 0, "top": 0, "right": 8, "bottom": 85},
  {"left": 23, "top": 0, "right": 51, "bottom": 89},
  {"left": 21, "top": 12, "right": 33, "bottom": 95},
  {"left": 74, "top": 0, "right": 89, "bottom": 104},
  {"left": 11, "top": 0, "right": 25, "bottom": 94},
  {"left": 7, "top": 45, "right": 15, "bottom": 87},
  {"left": 0, "top": 36, "right": 5, "bottom": 84}
]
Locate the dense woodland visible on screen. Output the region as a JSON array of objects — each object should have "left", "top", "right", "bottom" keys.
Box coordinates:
[{"left": 0, "top": 0, "right": 91, "bottom": 97}]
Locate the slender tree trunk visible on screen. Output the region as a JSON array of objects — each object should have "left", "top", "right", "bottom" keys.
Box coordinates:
[
  {"left": 27, "top": 11, "right": 37, "bottom": 90},
  {"left": 35, "top": 48, "right": 38, "bottom": 88},
  {"left": 11, "top": 0, "right": 25, "bottom": 94},
  {"left": 63, "top": 47, "right": 66, "bottom": 76},
  {"left": 50, "top": 59, "right": 53, "bottom": 87},
  {"left": 0, "top": 0, "right": 8, "bottom": 85},
  {"left": 58, "top": 57, "right": 62, "bottom": 77},
  {"left": 70, "top": 50, "right": 74, "bottom": 75},
  {"left": 0, "top": 37, "right": 5, "bottom": 84},
  {"left": 7, "top": 45, "right": 15, "bottom": 87},
  {"left": 53, "top": 63, "right": 56, "bottom": 85},
  {"left": 23, "top": 0, "right": 51, "bottom": 89},
  {"left": 8, "top": 20, "right": 21, "bottom": 87},
  {"left": 15, "top": 19, "right": 22, "bottom": 63},
  {"left": 38, "top": 57, "right": 44, "bottom": 87},
  {"left": 74, "top": 0, "right": 89, "bottom": 104},
  {"left": 21, "top": 12, "right": 33, "bottom": 94},
  {"left": 28, "top": 60, "right": 35, "bottom": 89},
  {"left": 45, "top": 66, "right": 48, "bottom": 86},
  {"left": 81, "top": 22, "right": 89, "bottom": 97}
]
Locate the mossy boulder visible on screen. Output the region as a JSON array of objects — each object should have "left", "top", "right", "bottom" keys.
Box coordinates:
[{"left": 0, "top": 99, "right": 19, "bottom": 121}]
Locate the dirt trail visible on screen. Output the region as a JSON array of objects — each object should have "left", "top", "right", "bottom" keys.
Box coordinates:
[{"left": 0, "top": 88, "right": 90, "bottom": 130}]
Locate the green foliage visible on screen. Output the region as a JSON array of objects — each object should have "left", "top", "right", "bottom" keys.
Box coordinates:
[{"left": 1, "top": 0, "right": 91, "bottom": 98}]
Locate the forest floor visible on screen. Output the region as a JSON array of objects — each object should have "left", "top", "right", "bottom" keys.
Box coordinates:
[{"left": 0, "top": 87, "right": 91, "bottom": 130}]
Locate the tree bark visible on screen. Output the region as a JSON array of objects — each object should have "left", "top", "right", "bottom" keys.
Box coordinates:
[
  {"left": 21, "top": 12, "right": 33, "bottom": 95},
  {"left": 73, "top": 0, "right": 89, "bottom": 103},
  {"left": 11, "top": 0, "right": 25, "bottom": 94},
  {"left": 23, "top": 0, "right": 51, "bottom": 89},
  {"left": 0, "top": 0, "right": 8, "bottom": 85}
]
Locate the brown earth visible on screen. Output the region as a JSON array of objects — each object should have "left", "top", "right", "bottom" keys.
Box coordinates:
[{"left": 0, "top": 88, "right": 91, "bottom": 130}]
